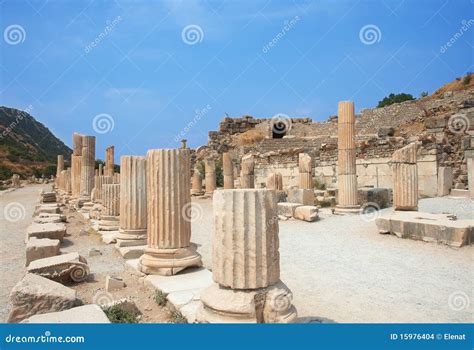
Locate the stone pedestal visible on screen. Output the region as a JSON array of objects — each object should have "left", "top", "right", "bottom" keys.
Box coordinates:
[
  {"left": 138, "top": 149, "right": 201, "bottom": 276},
  {"left": 222, "top": 153, "right": 234, "bottom": 189},
  {"left": 298, "top": 153, "right": 313, "bottom": 189},
  {"left": 191, "top": 171, "right": 203, "bottom": 196},
  {"left": 197, "top": 189, "right": 297, "bottom": 324},
  {"left": 80, "top": 136, "right": 96, "bottom": 198},
  {"left": 240, "top": 155, "right": 255, "bottom": 189},
  {"left": 437, "top": 167, "right": 453, "bottom": 197},
  {"left": 116, "top": 156, "right": 147, "bottom": 247},
  {"left": 204, "top": 159, "right": 216, "bottom": 195},
  {"left": 105, "top": 145, "right": 115, "bottom": 177},
  {"left": 99, "top": 184, "right": 120, "bottom": 231},
  {"left": 335, "top": 101, "right": 360, "bottom": 213},
  {"left": 392, "top": 143, "right": 418, "bottom": 211}
]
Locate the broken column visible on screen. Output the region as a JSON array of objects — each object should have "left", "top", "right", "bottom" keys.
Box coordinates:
[
  {"left": 392, "top": 143, "right": 418, "bottom": 211},
  {"left": 56, "top": 155, "right": 64, "bottom": 187},
  {"left": 116, "top": 156, "right": 147, "bottom": 247},
  {"left": 11, "top": 174, "right": 20, "bottom": 188},
  {"left": 138, "top": 149, "right": 201, "bottom": 275},
  {"left": 99, "top": 183, "right": 120, "bottom": 231},
  {"left": 95, "top": 176, "right": 113, "bottom": 203},
  {"left": 437, "top": 166, "right": 453, "bottom": 197},
  {"left": 298, "top": 153, "right": 313, "bottom": 189},
  {"left": 65, "top": 169, "right": 71, "bottom": 194},
  {"left": 191, "top": 171, "right": 203, "bottom": 195},
  {"left": 105, "top": 146, "right": 115, "bottom": 177},
  {"left": 240, "top": 155, "right": 255, "bottom": 189},
  {"left": 71, "top": 133, "right": 83, "bottom": 198},
  {"left": 204, "top": 159, "right": 216, "bottom": 195},
  {"left": 197, "top": 189, "right": 297, "bottom": 323},
  {"left": 266, "top": 172, "right": 283, "bottom": 190},
  {"left": 335, "top": 101, "right": 360, "bottom": 213},
  {"left": 181, "top": 139, "right": 187, "bottom": 149},
  {"left": 222, "top": 152, "right": 234, "bottom": 189},
  {"left": 80, "top": 136, "right": 96, "bottom": 198}
]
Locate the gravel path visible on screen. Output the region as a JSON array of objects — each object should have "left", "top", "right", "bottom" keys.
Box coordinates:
[
  {"left": 191, "top": 196, "right": 474, "bottom": 323},
  {"left": 0, "top": 184, "right": 49, "bottom": 322}
]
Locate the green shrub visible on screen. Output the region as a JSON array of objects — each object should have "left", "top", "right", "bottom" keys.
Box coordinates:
[
  {"left": 462, "top": 73, "right": 471, "bottom": 85},
  {"left": 420, "top": 91, "right": 429, "bottom": 98},
  {"left": 313, "top": 178, "right": 326, "bottom": 190},
  {"left": 154, "top": 291, "right": 166, "bottom": 306},
  {"left": 103, "top": 305, "right": 138, "bottom": 324},
  {"left": 170, "top": 311, "right": 187, "bottom": 324},
  {"left": 377, "top": 93, "right": 415, "bottom": 108}
]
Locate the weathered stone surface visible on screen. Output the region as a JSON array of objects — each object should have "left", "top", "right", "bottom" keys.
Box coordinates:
[
  {"left": 7, "top": 273, "right": 80, "bottom": 323},
  {"left": 392, "top": 143, "right": 418, "bottom": 211},
  {"left": 212, "top": 189, "right": 279, "bottom": 289},
  {"left": 80, "top": 135, "right": 96, "bottom": 197},
  {"left": 204, "top": 159, "right": 216, "bottom": 194},
  {"left": 94, "top": 175, "right": 113, "bottom": 203},
  {"left": 376, "top": 211, "right": 472, "bottom": 247},
  {"left": 71, "top": 155, "right": 82, "bottom": 197},
  {"left": 34, "top": 204, "right": 60, "bottom": 215},
  {"left": 357, "top": 187, "right": 391, "bottom": 209},
  {"left": 191, "top": 171, "right": 203, "bottom": 195},
  {"left": 298, "top": 153, "right": 313, "bottom": 189},
  {"left": 118, "top": 245, "right": 146, "bottom": 259},
  {"left": 266, "top": 172, "right": 283, "bottom": 190},
  {"left": 437, "top": 167, "right": 453, "bottom": 196},
  {"left": 105, "top": 275, "right": 126, "bottom": 291},
  {"left": 222, "top": 152, "right": 234, "bottom": 189},
  {"left": 56, "top": 155, "right": 64, "bottom": 187},
  {"left": 27, "top": 252, "right": 90, "bottom": 283},
  {"left": 22, "top": 305, "right": 110, "bottom": 323},
  {"left": 139, "top": 149, "right": 202, "bottom": 275},
  {"left": 287, "top": 188, "right": 314, "bottom": 206},
  {"left": 466, "top": 157, "right": 473, "bottom": 199},
  {"left": 26, "top": 238, "right": 60, "bottom": 266},
  {"left": 117, "top": 156, "right": 147, "bottom": 247},
  {"left": 105, "top": 145, "right": 115, "bottom": 177},
  {"left": 277, "top": 202, "right": 302, "bottom": 218},
  {"left": 293, "top": 205, "right": 319, "bottom": 222},
  {"left": 33, "top": 213, "right": 66, "bottom": 224},
  {"left": 240, "top": 155, "right": 255, "bottom": 188},
  {"left": 26, "top": 223, "right": 66, "bottom": 242}
]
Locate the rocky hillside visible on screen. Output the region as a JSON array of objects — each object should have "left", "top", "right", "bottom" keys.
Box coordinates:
[{"left": 0, "top": 106, "right": 72, "bottom": 180}]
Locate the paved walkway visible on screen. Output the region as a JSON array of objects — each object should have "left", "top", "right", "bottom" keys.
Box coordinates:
[
  {"left": 0, "top": 184, "right": 48, "bottom": 322},
  {"left": 191, "top": 196, "right": 474, "bottom": 323}
]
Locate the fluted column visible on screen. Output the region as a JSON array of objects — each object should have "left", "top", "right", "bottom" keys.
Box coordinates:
[
  {"left": 138, "top": 149, "right": 201, "bottom": 276},
  {"left": 240, "top": 155, "right": 255, "bottom": 189},
  {"left": 117, "top": 156, "right": 147, "bottom": 247},
  {"left": 204, "top": 159, "right": 216, "bottom": 195},
  {"left": 266, "top": 172, "right": 283, "bottom": 190},
  {"left": 335, "top": 101, "right": 360, "bottom": 213},
  {"left": 105, "top": 145, "right": 115, "bottom": 177},
  {"left": 223, "top": 153, "right": 234, "bottom": 189},
  {"left": 392, "top": 143, "right": 418, "bottom": 211},
  {"left": 299, "top": 153, "right": 313, "bottom": 189},
  {"left": 95, "top": 176, "right": 113, "bottom": 203},
  {"left": 99, "top": 183, "right": 120, "bottom": 231},
  {"left": 191, "top": 171, "right": 203, "bottom": 195},
  {"left": 80, "top": 136, "right": 96, "bottom": 198},
  {"left": 71, "top": 133, "right": 83, "bottom": 198},
  {"left": 65, "top": 168, "right": 71, "bottom": 194},
  {"left": 197, "top": 189, "right": 297, "bottom": 323}
]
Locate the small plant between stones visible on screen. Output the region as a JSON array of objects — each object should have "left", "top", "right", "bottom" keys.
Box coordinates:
[
  {"left": 171, "top": 311, "right": 187, "bottom": 324},
  {"left": 154, "top": 291, "right": 166, "bottom": 306},
  {"left": 103, "top": 305, "right": 138, "bottom": 323}
]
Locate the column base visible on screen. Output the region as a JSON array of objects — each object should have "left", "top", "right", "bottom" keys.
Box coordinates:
[
  {"left": 334, "top": 205, "right": 361, "bottom": 214},
  {"left": 138, "top": 244, "right": 202, "bottom": 276},
  {"left": 98, "top": 215, "right": 120, "bottom": 231},
  {"left": 115, "top": 228, "right": 147, "bottom": 247},
  {"left": 196, "top": 281, "right": 297, "bottom": 324}
]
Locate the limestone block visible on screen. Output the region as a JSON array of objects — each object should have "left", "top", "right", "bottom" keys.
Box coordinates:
[
  {"left": 22, "top": 305, "right": 110, "bottom": 323},
  {"left": 277, "top": 202, "right": 302, "bottom": 217},
  {"left": 25, "top": 238, "right": 60, "bottom": 266},
  {"left": 287, "top": 188, "right": 314, "bottom": 206},
  {"left": 357, "top": 187, "right": 391, "bottom": 209},
  {"left": 293, "top": 206, "right": 319, "bottom": 222},
  {"left": 105, "top": 275, "right": 126, "bottom": 292},
  {"left": 7, "top": 273, "right": 80, "bottom": 323},
  {"left": 27, "top": 252, "right": 90, "bottom": 283},
  {"left": 26, "top": 223, "right": 66, "bottom": 242},
  {"left": 437, "top": 167, "right": 453, "bottom": 196}
]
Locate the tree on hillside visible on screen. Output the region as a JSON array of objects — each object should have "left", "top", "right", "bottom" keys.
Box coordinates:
[{"left": 377, "top": 93, "right": 415, "bottom": 108}]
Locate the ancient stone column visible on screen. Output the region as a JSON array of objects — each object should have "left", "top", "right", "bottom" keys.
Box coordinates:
[
  {"left": 181, "top": 139, "right": 187, "bottom": 149},
  {"left": 116, "top": 156, "right": 147, "bottom": 247},
  {"left": 204, "top": 159, "right": 216, "bottom": 195},
  {"left": 299, "top": 153, "right": 313, "bottom": 189},
  {"left": 197, "top": 189, "right": 297, "bottom": 323},
  {"left": 240, "top": 155, "right": 255, "bottom": 189},
  {"left": 335, "top": 101, "right": 360, "bottom": 213},
  {"left": 138, "top": 149, "right": 201, "bottom": 275},
  {"left": 191, "top": 171, "right": 203, "bottom": 195},
  {"left": 99, "top": 183, "right": 120, "bottom": 230},
  {"left": 56, "top": 155, "right": 64, "bottom": 187},
  {"left": 71, "top": 133, "right": 83, "bottom": 198},
  {"left": 65, "top": 169, "right": 71, "bottom": 194},
  {"left": 98, "top": 163, "right": 103, "bottom": 176},
  {"left": 392, "top": 143, "right": 418, "bottom": 211},
  {"left": 105, "top": 145, "right": 115, "bottom": 177},
  {"left": 11, "top": 174, "right": 20, "bottom": 188},
  {"left": 95, "top": 176, "right": 113, "bottom": 203},
  {"left": 80, "top": 136, "right": 96, "bottom": 198},
  {"left": 266, "top": 172, "right": 283, "bottom": 190},
  {"left": 222, "top": 153, "right": 234, "bottom": 189}
]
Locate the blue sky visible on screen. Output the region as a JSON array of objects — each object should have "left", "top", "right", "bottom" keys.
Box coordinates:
[{"left": 0, "top": 0, "right": 472, "bottom": 160}]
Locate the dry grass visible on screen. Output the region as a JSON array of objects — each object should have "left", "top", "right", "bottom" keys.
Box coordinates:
[
  {"left": 236, "top": 129, "right": 266, "bottom": 146},
  {"left": 432, "top": 73, "right": 474, "bottom": 98}
]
